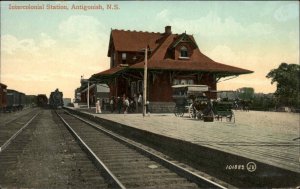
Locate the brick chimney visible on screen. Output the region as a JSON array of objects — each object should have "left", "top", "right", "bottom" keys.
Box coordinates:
[{"left": 165, "top": 26, "right": 172, "bottom": 34}]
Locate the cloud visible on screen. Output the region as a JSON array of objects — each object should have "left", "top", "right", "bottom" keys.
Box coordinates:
[
  {"left": 209, "top": 45, "right": 239, "bottom": 65},
  {"left": 1, "top": 35, "right": 38, "bottom": 54},
  {"left": 1, "top": 15, "right": 111, "bottom": 98},
  {"left": 39, "top": 33, "right": 56, "bottom": 48},
  {"left": 1, "top": 35, "right": 19, "bottom": 54},
  {"left": 156, "top": 9, "right": 170, "bottom": 20},
  {"left": 19, "top": 39, "right": 39, "bottom": 52},
  {"left": 206, "top": 43, "right": 299, "bottom": 93},
  {"left": 58, "top": 15, "right": 109, "bottom": 56},
  {"left": 3, "top": 71, "right": 52, "bottom": 82},
  {"left": 274, "top": 3, "right": 299, "bottom": 22},
  {"left": 166, "top": 11, "right": 273, "bottom": 38},
  {"left": 1, "top": 33, "right": 56, "bottom": 55},
  {"left": 59, "top": 15, "right": 107, "bottom": 42}
]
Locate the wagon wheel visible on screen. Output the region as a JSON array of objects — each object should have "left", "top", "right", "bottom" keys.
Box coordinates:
[
  {"left": 174, "top": 106, "right": 184, "bottom": 117},
  {"left": 174, "top": 107, "right": 179, "bottom": 117},
  {"left": 178, "top": 111, "right": 184, "bottom": 117},
  {"left": 196, "top": 110, "right": 204, "bottom": 120}
]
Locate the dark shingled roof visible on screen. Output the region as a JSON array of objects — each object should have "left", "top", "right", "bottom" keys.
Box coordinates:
[
  {"left": 93, "top": 66, "right": 126, "bottom": 76},
  {"left": 98, "top": 27, "right": 253, "bottom": 80},
  {"left": 108, "top": 30, "right": 162, "bottom": 55}
]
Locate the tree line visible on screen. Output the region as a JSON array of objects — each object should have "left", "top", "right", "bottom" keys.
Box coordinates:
[{"left": 237, "top": 63, "right": 299, "bottom": 112}]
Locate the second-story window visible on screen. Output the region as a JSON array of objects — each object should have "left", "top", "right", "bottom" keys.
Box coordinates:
[{"left": 180, "top": 46, "right": 188, "bottom": 58}]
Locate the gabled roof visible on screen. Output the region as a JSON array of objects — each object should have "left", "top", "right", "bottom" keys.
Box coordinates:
[
  {"left": 108, "top": 29, "right": 163, "bottom": 56},
  {"left": 169, "top": 33, "right": 198, "bottom": 49},
  {"left": 90, "top": 66, "right": 127, "bottom": 82},
  {"left": 129, "top": 32, "right": 252, "bottom": 75},
  {"left": 101, "top": 26, "right": 253, "bottom": 80},
  {"left": 93, "top": 66, "right": 126, "bottom": 76}
]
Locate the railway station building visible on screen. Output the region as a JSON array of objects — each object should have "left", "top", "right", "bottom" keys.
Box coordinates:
[{"left": 86, "top": 26, "right": 253, "bottom": 112}]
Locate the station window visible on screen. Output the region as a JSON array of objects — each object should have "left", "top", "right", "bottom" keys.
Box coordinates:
[
  {"left": 131, "top": 81, "right": 136, "bottom": 97},
  {"left": 137, "top": 80, "right": 143, "bottom": 94},
  {"left": 173, "top": 79, "right": 180, "bottom": 85},
  {"left": 122, "top": 53, "right": 126, "bottom": 60},
  {"left": 181, "top": 79, "right": 187, "bottom": 85},
  {"left": 187, "top": 79, "right": 194, "bottom": 84},
  {"left": 180, "top": 46, "right": 188, "bottom": 58}
]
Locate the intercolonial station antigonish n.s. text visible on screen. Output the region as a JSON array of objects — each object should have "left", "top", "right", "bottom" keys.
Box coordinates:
[
  {"left": 8, "top": 3, "right": 112, "bottom": 11},
  {"left": 8, "top": 3, "right": 68, "bottom": 10}
]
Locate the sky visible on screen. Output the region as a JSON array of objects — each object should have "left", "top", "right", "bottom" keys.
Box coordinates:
[{"left": 1, "top": 1, "right": 299, "bottom": 99}]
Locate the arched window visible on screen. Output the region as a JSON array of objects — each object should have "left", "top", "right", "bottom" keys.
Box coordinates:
[{"left": 180, "top": 46, "right": 188, "bottom": 58}]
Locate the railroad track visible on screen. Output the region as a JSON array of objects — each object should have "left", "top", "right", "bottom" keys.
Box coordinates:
[
  {"left": 0, "top": 110, "right": 111, "bottom": 188},
  {"left": 57, "top": 110, "right": 226, "bottom": 189},
  {"left": 0, "top": 110, "right": 39, "bottom": 153},
  {"left": 0, "top": 108, "right": 38, "bottom": 127}
]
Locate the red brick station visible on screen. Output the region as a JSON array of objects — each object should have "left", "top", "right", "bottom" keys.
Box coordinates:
[{"left": 78, "top": 26, "right": 252, "bottom": 112}]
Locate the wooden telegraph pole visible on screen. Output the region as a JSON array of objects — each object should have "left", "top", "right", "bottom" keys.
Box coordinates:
[{"left": 143, "top": 47, "right": 148, "bottom": 117}]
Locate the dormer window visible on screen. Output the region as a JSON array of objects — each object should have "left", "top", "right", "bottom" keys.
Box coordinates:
[{"left": 180, "top": 46, "right": 188, "bottom": 58}]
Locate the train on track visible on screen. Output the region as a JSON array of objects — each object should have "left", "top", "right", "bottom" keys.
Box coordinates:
[
  {"left": 6, "top": 89, "right": 26, "bottom": 112},
  {"left": 1, "top": 83, "right": 30, "bottom": 112},
  {"left": 49, "top": 89, "right": 64, "bottom": 109},
  {"left": 0, "top": 82, "right": 64, "bottom": 112},
  {"left": 37, "top": 94, "right": 48, "bottom": 107},
  {"left": 1, "top": 83, "right": 65, "bottom": 112}
]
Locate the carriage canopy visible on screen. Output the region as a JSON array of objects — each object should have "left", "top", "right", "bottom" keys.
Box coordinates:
[{"left": 172, "top": 85, "right": 209, "bottom": 97}]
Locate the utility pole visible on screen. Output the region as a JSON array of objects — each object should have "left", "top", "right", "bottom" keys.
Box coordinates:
[{"left": 143, "top": 47, "right": 148, "bottom": 117}]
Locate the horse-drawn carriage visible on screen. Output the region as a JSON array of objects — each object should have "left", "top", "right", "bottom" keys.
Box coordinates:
[
  {"left": 172, "top": 85, "right": 235, "bottom": 122},
  {"left": 172, "top": 85, "right": 208, "bottom": 117}
]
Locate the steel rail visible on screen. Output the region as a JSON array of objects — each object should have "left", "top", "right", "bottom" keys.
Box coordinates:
[
  {"left": 0, "top": 112, "right": 39, "bottom": 153},
  {"left": 0, "top": 109, "right": 37, "bottom": 127},
  {"left": 65, "top": 110, "right": 227, "bottom": 189},
  {"left": 56, "top": 111, "right": 126, "bottom": 189}
]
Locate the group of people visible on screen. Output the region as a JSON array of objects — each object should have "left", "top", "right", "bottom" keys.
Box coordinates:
[
  {"left": 96, "top": 93, "right": 149, "bottom": 114},
  {"left": 109, "top": 93, "right": 144, "bottom": 114}
]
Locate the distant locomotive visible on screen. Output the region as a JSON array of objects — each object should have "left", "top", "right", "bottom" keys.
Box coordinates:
[
  {"left": 49, "top": 89, "right": 63, "bottom": 109},
  {"left": 37, "top": 94, "right": 48, "bottom": 107}
]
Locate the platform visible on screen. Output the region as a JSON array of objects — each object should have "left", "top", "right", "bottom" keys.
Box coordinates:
[{"left": 76, "top": 109, "right": 300, "bottom": 174}]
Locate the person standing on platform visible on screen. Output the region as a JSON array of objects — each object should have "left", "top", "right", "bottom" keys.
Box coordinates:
[
  {"left": 138, "top": 93, "right": 142, "bottom": 112},
  {"left": 124, "top": 97, "right": 130, "bottom": 114},
  {"left": 95, "top": 99, "right": 101, "bottom": 114},
  {"left": 110, "top": 97, "right": 114, "bottom": 113}
]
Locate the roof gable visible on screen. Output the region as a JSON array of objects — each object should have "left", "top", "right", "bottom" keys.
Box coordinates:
[{"left": 170, "top": 33, "right": 198, "bottom": 49}]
